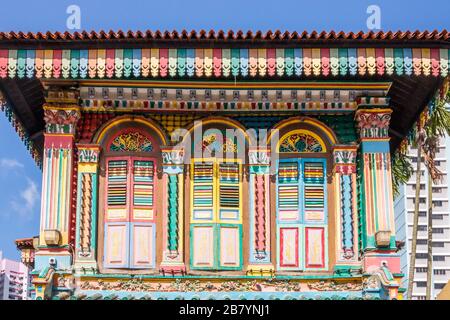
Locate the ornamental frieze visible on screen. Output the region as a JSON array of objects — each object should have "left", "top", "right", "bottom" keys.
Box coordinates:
[
  {"left": 78, "top": 279, "right": 362, "bottom": 293},
  {"left": 2, "top": 48, "right": 448, "bottom": 80}
]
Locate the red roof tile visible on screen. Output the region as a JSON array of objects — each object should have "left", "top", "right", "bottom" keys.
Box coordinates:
[{"left": 0, "top": 29, "right": 448, "bottom": 42}]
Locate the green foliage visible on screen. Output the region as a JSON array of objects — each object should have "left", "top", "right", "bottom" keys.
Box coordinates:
[
  {"left": 391, "top": 151, "right": 414, "bottom": 197},
  {"left": 425, "top": 91, "right": 450, "bottom": 138},
  {"left": 423, "top": 90, "right": 450, "bottom": 182}
]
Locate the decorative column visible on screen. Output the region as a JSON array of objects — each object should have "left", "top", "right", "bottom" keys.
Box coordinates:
[
  {"left": 35, "top": 91, "right": 80, "bottom": 272},
  {"left": 332, "top": 145, "right": 359, "bottom": 273},
  {"left": 160, "top": 147, "right": 186, "bottom": 274},
  {"left": 247, "top": 147, "right": 274, "bottom": 276},
  {"left": 74, "top": 144, "right": 101, "bottom": 273},
  {"left": 355, "top": 100, "right": 401, "bottom": 299}
]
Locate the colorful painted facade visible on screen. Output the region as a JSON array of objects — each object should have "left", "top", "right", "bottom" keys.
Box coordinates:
[{"left": 3, "top": 29, "right": 449, "bottom": 300}]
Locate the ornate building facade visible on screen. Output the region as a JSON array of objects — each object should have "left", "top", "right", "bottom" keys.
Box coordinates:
[{"left": 1, "top": 29, "right": 449, "bottom": 300}]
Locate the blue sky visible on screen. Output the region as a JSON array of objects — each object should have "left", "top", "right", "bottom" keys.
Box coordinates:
[{"left": 0, "top": 0, "right": 449, "bottom": 260}]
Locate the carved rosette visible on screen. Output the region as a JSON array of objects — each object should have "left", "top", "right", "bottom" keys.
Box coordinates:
[
  {"left": 354, "top": 108, "right": 392, "bottom": 140},
  {"left": 332, "top": 146, "right": 357, "bottom": 175}
]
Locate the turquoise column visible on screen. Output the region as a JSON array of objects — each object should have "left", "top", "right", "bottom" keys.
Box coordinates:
[{"left": 160, "top": 147, "right": 186, "bottom": 274}]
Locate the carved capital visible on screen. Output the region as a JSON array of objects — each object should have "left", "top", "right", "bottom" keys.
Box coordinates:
[
  {"left": 333, "top": 145, "right": 358, "bottom": 174},
  {"left": 161, "top": 147, "right": 185, "bottom": 165},
  {"left": 43, "top": 104, "right": 81, "bottom": 134},
  {"left": 354, "top": 108, "right": 392, "bottom": 140},
  {"left": 77, "top": 144, "right": 101, "bottom": 164},
  {"left": 161, "top": 147, "right": 185, "bottom": 174},
  {"left": 248, "top": 147, "right": 271, "bottom": 166}
]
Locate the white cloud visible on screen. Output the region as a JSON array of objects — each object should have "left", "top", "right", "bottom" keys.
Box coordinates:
[
  {"left": 10, "top": 178, "right": 39, "bottom": 220},
  {"left": 0, "top": 158, "right": 24, "bottom": 169}
]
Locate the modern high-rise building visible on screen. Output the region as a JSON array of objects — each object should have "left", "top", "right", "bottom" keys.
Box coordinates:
[
  {"left": 395, "top": 129, "right": 450, "bottom": 300},
  {"left": 0, "top": 251, "right": 30, "bottom": 300}
]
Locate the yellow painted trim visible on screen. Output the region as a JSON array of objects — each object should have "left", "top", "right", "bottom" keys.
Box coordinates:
[
  {"left": 94, "top": 116, "right": 167, "bottom": 145},
  {"left": 267, "top": 117, "right": 337, "bottom": 145},
  {"left": 44, "top": 133, "right": 75, "bottom": 138},
  {"left": 217, "top": 158, "right": 243, "bottom": 225},
  {"left": 78, "top": 163, "right": 98, "bottom": 173},
  {"left": 190, "top": 158, "right": 243, "bottom": 224},
  {"left": 183, "top": 118, "right": 253, "bottom": 145},
  {"left": 43, "top": 105, "right": 80, "bottom": 111},
  {"left": 276, "top": 129, "right": 327, "bottom": 153},
  {"left": 356, "top": 108, "right": 392, "bottom": 114},
  {"left": 360, "top": 138, "right": 391, "bottom": 142}
]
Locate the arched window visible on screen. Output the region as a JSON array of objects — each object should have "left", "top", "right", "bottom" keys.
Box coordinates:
[
  {"left": 187, "top": 121, "right": 248, "bottom": 271},
  {"left": 274, "top": 127, "right": 331, "bottom": 271},
  {"left": 99, "top": 123, "right": 164, "bottom": 271}
]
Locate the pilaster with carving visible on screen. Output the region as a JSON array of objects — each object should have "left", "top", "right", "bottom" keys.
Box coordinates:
[
  {"left": 160, "top": 147, "right": 186, "bottom": 274},
  {"left": 355, "top": 102, "right": 401, "bottom": 300},
  {"left": 36, "top": 88, "right": 81, "bottom": 275},
  {"left": 332, "top": 145, "right": 359, "bottom": 269},
  {"left": 247, "top": 147, "right": 273, "bottom": 275},
  {"left": 38, "top": 91, "right": 80, "bottom": 245},
  {"left": 354, "top": 107, "right": 396, "bottom": 250},
  {"left": 74, "top": 144, "right": 101, "bottom": 273}
]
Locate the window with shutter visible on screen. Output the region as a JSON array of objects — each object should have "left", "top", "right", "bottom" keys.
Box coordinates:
[
  {"left": 276, "top": 158, "right": 327, "bottom": 271},
  {"left": 190, "top": 159, "right": 242, "bottom": 270},
  {"left": 104, "top": 156, "right": 156, "bottom": 269}
]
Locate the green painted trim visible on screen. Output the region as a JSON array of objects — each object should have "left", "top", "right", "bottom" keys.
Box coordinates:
[
  {"left": 76, "top": 273, "right": 362, "bottom": 281},
  {"left": 217, "top": 224, "right": 243, "bottom": 271},
  {"left": 91, "top": 172, "right": 98, "bottom": 252},
  {"left": 168, "top": 174, "right": 179, "bottom": 251}
]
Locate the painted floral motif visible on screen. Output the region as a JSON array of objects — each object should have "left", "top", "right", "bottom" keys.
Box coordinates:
[
  {"left": 307, "top": 281, "right": 362, "bottom": 291},
  {"left": 200, "top": 134, "right": 237, "bottom": 153},
  {"left": 110, "top": 132, "right": 153, "bottom": 152},
  {"left": 78, "top": 278, "right": 363, "bottom": 294},
  {"left": 279, "top": 133, "right": 323, "bottom": 153}
]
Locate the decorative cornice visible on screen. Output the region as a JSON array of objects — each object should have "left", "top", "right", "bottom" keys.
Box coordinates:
[
  {"left": 0, "top": 90, "right": 42, "bottom": 167},
  {"left": 0, "top": 47, "right": 448, "bottom": 80},
  {"left": 79, "top": 85, "right": 388, "bottom": 113}
]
